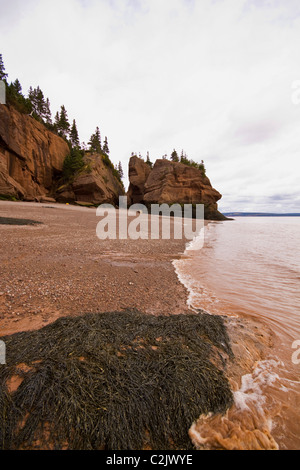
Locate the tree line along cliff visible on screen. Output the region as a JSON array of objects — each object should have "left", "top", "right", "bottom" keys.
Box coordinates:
[
  {"left": 0, "top": 103, "right": 225, "bottom": 219},
  {"left": 0, "top": 53, "right": 225, "bottom": 219}
]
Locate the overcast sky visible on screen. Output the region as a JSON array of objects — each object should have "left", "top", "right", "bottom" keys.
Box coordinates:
[{"left": 1, "top": 0, "right": 300, "bottom": 213}]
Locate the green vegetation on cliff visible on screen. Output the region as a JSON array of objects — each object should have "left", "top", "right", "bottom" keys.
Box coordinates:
[
  {"left": 132, "top": 148, "right": 206, "bottom": 177},
  {"left": 0, "top": 53, "right": 123, "bottom": 186}
]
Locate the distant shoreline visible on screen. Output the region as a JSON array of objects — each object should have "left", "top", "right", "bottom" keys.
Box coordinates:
[{"left": 223, "top": 212, "right": 300, "bottom": 217}]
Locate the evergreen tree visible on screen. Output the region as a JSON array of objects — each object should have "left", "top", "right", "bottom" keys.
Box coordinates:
[
  {"left": 12, "top": 78, "right": 22, "bottom": 94},
  {"left": 62, "top": 147, "right": 84, "bottom": 181},
  {"left": 95, "top": 127, "right": 101, "bottom": 149},
  {"left": 88, "top": 126, "right": 102, "bottom": 153},
  {"left": 54, "top": 111, "right": 60, "bottom": 130},
  {"left": 0, "top": 54, "right": 8, "bottom": 81},
  {"left": 28, "top": 86, "right": 48, "bottom": 121},
  {"left": 118, "top": 161, "right": 124, "bottom": 179},
  {"left": 70, "top": 119, "right": 80, "bottom": 148},
  {"left": 58, "top": 105, "right": 70, "bottom": 138},
  {"left": 44, "top": 97, "right": 52, "bottom": 125},
  {"left": 6, "top": 79, "right": 32, "bottom": 114},
  {"left": 28, "top": 86, "right": 37, "bottom": 114},
  {"left": 171, "top": 149, "right": 179, "bottom": 162},
  {"left": 103, "top": 136, "right": 109, "bottom": 155},
  {"left": 180, "top": 150, "right": 190, "bottom": 165}
]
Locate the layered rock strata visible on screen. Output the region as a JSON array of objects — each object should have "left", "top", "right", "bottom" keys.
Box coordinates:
[
  {"left": 0, "top": 104, "right": 69, "bottom": 200},
  {"left": 0, "top": 104, "right": 124, "bottom": 205},
  {"left": 127, "top": 156, "right": 226, "bottom": 220}
]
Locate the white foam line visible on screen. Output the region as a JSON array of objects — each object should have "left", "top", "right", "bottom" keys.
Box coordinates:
[
  {"left": 233, "top": 360, "right": 282, "bottom": 414},
  {"left": 173, "top": 224, "right": 208, "bottom": 312}
]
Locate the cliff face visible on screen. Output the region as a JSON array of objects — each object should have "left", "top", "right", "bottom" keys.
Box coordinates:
[
  {"left": 56, "top": 154, "right": 125, "bottom": 206},
  {"left": 0, "top": 104, "right": 125, "bottom": 205},
  {"left": 0, "top": 104, "right": 69, "bottom": 200},
  {"left": 127, "top": 156, "right": 226, "bottom": 220},
  {"left": 127, "top": 155, "right": 152, "bottom": 205}
]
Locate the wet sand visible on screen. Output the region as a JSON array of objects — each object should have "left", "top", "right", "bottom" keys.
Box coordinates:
[{"left": 0, "top": 201, "right": 190, "bottom": 336}]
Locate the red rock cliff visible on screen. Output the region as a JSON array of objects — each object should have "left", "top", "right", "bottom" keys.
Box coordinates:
[
  {"left": 127, "top": 156, "right": 226, "bottom": 220},
  {"left": 56, "top": 153, "right": 125, "bottom": 206},
  {"left": 0, "top": 104, "right": 70, "bottom": 200},
  {"left": 0, "top": 104, "right": 125, "bottom": 205}
]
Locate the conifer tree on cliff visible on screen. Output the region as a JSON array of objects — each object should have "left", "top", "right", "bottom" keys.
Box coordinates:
[
  {"left": 7, "top": 79, "right": 23, "bottom": 99},
  {"left": 88, "top": 127, "right": 102, "bottom": 153},
  {"left": 5, "top": 78, "right": 32, "bottom": 114},
  {"left": 12, "top": 78, "right": 22, "bottom": 94},
  {"left": 28, "top": 86, "right": 51, "bottom": 123},
  {"left": 171, "top": 149, "right": 179, "bottom": 162},
  {"left": 28, "top": 86, "right": 41, "bottom": 116},
  {"left": 103, "top": 136, "right": 110, "bottom": 155},
  {"left": 58, "top": 105, "right": 70, "bottom": 138},
  {"left": 44, "top": 97, "right": 52, "bottom": 125},
  {"left": 70, "top": 119, "right": 80, "bottom": 148},
  {"left": 0, "top": 54, "right": 8, "bottom": 81},
  {"left": 54, "top": 111, "right": 60, "bottom": 131},
  {"left": 118, "top": 161, "right": 124, "bottom": 179},
  {"left": 62, "top": 147, "right": 84, "bottom": 181}
]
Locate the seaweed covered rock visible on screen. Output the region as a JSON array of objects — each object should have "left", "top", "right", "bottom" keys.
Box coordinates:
[{"left": 0, "top": 310, "right": 234, "bottom": 450}]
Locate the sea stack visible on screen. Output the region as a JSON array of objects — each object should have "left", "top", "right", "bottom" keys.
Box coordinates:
[{"left": 127, "top": 156, "right": 226, "bottom": 220}]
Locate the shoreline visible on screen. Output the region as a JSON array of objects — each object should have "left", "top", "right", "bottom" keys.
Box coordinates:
[
  {"left": 175, "top": 218, "right": 300, "bottom": 451},
  {"left": 0, "top": 201, "right": 281, "bottom": 450}
]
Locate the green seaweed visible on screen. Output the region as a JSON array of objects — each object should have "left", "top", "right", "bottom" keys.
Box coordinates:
[{"left": 0, "top": 310, "right": 234, "bottom": 450}]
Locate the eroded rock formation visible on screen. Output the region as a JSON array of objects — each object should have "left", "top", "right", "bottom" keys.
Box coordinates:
[
  {"left": 127, "top": 155, "right": 152, "bottom": 205},
  {"left": 56, "top": 154, "right": 125, "bottom": 206},
  {"left": 128, "top": 156, "right": 226, "bottom": 220},
  {"left": 0, "top": 104, "right": 125, "bottom": 205}
]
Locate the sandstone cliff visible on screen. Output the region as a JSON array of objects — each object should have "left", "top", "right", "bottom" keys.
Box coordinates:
[
  {"left": 127, "top": 156, "right": 226, "bottom": 220},
  {"left": 127, "top": 155, "right": 152, "bottom": 205},
  {"left": 0, "top": 104, "right": 125, "bottom": 205},
  {"left": 0, "top": 104, "right": 69, "bottom": 200},
  {"left": 56, "top": 154, "right": 125, "bottom": 206}
]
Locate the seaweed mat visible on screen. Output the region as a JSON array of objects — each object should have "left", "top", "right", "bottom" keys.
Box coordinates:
[{"left": 0, "top": 310, "right": 234, "bottom": 450}]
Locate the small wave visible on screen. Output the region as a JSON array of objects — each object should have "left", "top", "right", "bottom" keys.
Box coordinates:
[
  {"left": 189, "top": 360, "right": 282, "bottom": 450},
  {"left": 233, "top": 360, "right": 282, "bottom": 413}
]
